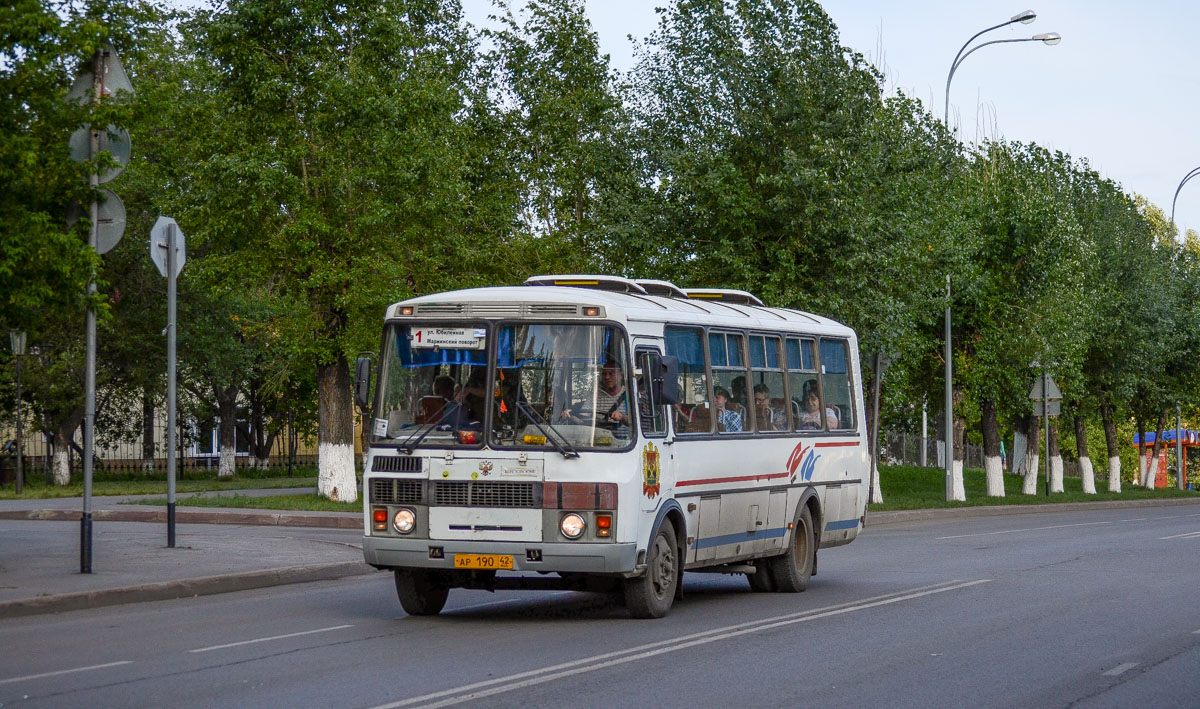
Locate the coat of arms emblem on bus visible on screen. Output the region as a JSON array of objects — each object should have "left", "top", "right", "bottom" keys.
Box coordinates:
[
  {"left": 787, "top": 442, "right": 820, "bottom": 483},
  {"left": 642, "top": 442, "right": 661, "bottom": 498}
]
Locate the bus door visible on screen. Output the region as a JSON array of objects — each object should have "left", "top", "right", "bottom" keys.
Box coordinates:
[{"left": 634, "top": 344, "right": 672, "bottom": 514}]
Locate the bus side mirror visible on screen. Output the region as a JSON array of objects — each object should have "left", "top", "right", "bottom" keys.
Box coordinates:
[
  {"left": 657, "top": 355, "right": 680, "bottom": 406},
  {"left": 354, "top": 356, "right": 373, "bottom": 411}
]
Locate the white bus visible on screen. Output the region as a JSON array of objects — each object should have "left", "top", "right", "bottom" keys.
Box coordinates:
[{"left": 357, "top": 275, "right": 869, "bottom": 618}]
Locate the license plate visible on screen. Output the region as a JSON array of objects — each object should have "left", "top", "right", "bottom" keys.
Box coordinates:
[{"left": 453, "top": 554, "right": 514, "bottom": 570}]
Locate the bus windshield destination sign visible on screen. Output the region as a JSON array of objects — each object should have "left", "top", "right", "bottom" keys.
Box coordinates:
[{"left": 410, "top": 327, "right": 486, "bottom": 349}]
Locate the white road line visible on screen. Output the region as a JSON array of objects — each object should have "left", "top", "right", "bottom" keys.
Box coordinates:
[
  {"left": 369, "top": 579, "right": 991, "bottom": 709},
  {"left": 0, "top": 661, "right": 133, "bottom": 686},
  {"left": 189, "top": 624, "right": 354, "bottom": 653},
  {"left": 1102, "top": 662, "right": 1139, "bottom": 676},
  {"left": 445, "top": 592, "right": 576, "bottom": 614},
  {"left": 1117, "top": 518, "right": 1147, "bottom": 522},
  {"left": 1158, "top": 530, "right": 1200, "bottom": 540},
  {"left": 938, "top": 521, "right": 1112, "bottom": 540},
  {"left": 1192, "top": 629, "right": 1200, "bottom": 634}
]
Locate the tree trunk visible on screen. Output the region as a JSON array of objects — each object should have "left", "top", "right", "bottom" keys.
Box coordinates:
[
  {"left": 217, "top": 387, "right": 238, "bottom": 479},
  {"left": 1146, "top": 410, "right": 1168, "bottom": 488},
  {"left": 1101, "top": 401, "right": 1121, "bottom": 492},
  {"left": 1134, "top": 416, "right": 1146, "bottom": 487},
  {"left": 1049, "top": 418, "right": 1064, "bottom": 493},
  {"left": 50, "top": 409, "right": 83, "bottom": 486},
  {"left": 981, "top": 399, "right": 1004, "bottom": 497},
  {"left": 1074, "top": 412, "right": 1095, "bottom": 494},
  {"left": 142, "top": 390, "right": 156, "bottom": 472},
  {"left": 949, "top": 386, "right": 965, "bottom": 501},
  {"left": 1022, "top": 414, "right": 1041, "bottom": 495},
  {"left": 317, "top": 354, "right": 357, "bottom": 503},
  {"left": 1012, "top": 415, "right": 1028, "bottom": 478}
]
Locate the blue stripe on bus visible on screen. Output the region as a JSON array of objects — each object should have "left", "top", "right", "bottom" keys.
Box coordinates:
[
  {"left": 825, "top": 518, "right": 859, "bottom": 531},
  {"left": 690, "top": 527, "right": 788, "bottom": 550}
]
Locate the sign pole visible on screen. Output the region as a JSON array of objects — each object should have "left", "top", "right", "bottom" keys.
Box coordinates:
[
  {"left": 166, "top": 223, "right": 177, "bottom": 546},
  {"left": 80, "top": 48, "right": 103, "bottom": 574}
]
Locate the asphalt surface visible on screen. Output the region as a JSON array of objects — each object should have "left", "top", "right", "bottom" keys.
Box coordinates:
[
  {"left": 1, "top": 488, "right": 1198, "bottom": 620},
  {"left": 4, "top": 501, "right": 1200, "bottom": 707}
]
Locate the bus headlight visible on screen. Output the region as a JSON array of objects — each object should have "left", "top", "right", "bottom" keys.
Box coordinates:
[
  {"left": 393, "top": 508, "right": 416, "bottom": 534},
  {"left": 560, "top": 513, "right": 586, "bottom": 539}
]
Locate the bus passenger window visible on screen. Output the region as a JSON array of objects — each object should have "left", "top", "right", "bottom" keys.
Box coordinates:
[
  {"left": 785, "top": 337, "right": 818, "bottom": 432},
  {"left": 750, "top": 335, "right": 787, "bottom": 432},
  {"left": 709, "top": 331, "right": 749, "bottom": 434},
  {"left": 665, "top": 326, "right": 710, "bottom": 434},
  {"left": 820, "top": 339, "right": 855, "bottom": 431}
]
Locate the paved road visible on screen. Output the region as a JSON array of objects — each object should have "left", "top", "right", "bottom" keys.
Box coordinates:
[{"left": 3, "top": 505, "right": 1200, "bottom": 708}]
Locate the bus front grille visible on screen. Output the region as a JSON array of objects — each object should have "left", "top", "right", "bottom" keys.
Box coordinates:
[
  {"left": 433, "top": 481, "right": 538, "bottom": 508},
  {"left": 372, "top": 455, "right": 422, "bottom": 473},
  {"left": 371, "top": 479, "right": 425, "bottom": 505}
]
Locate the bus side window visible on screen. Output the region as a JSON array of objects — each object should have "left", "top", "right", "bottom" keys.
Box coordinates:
[
  {"left": 819, "top": 338, "right": 856, "bottom": 431},
  {"left": 636, "top": 349, "right": 667, "bottom": 437},
  {"left": 785, "top": 337, "right": 819, "bottom": 432},
  {"left": 665, "top": 326, "right": 710, "bottom": 434}
]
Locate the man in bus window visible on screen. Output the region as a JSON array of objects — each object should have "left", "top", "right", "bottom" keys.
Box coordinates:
[
  {"left": 557, "top": 362, "right": 629, "bottom": 429},
  {"left": 753, "top": 383, "right": 785, "bottom": 431}
]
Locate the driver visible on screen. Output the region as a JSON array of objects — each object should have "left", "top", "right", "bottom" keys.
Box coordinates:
[{"left": 558, "top": 362, "right": 630, "bottom": 428}]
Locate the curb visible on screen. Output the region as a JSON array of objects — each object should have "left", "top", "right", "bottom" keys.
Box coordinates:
[
  {"left": 866, "top": 496, "right": 1200, "bottom": 527},
  {"left": 0, "top": 561, "right": 378, "bottom": 619},
  {"left": 0, "top": 508, "right": 360, "bottom": 529}
]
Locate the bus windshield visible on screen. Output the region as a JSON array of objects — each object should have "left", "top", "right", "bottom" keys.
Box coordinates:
[
  {"left": 371, "top": 322, "right": 631, "bottom": 451},
  {"left": 492, "top": 323, "right": 631, "bottom": 451}
]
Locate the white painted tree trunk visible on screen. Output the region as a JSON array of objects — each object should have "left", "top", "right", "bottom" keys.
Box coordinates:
[
  {"left": 254, "top": 457, "right": 270, "bottom": 471},
  {"left": 318, "top": 442, "right": 357, "bottom": 503},
  {"left": 1022, "top": 454, "right": 1040, "bottom": 494},
  {"left": 984, "top": 455, "right": 1004, "bottom": 497},
  {"left": 1080, "top": 456, "right": 1096, "bottom": 494},
  {"left": 1012, "top": 432, "right": 1027, "bottom": 477},
  {"left": 950, "top": 460, "right": 965, "bottom": 501},
  {"left": 870, "top": 463, "right": 884, "bottom": 504},
  {"left": 218, "top": 447, "right": 235, "bottom": 478},
  {"left": 1050, "top": 455, "right": 1064, "bottom": 493},
  {"left": 1141, "top": 454, "right": 1156, "bottom": 488},
  {"left": 1108, "top": 456, "right": 1121, "bottom": 492},
  {"left": 1135, "top": 454, "right": 1146, "bottom": 487},
  {"left": 52, "top": 449, "right": 71, "bottom": 486}
]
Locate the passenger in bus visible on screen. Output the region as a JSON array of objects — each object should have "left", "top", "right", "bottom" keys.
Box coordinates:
[
  {"left": 453, "top": 369, "right": 487, "bottom": 425},
  {"left": 753, "top": 383, "right": 786, "bottom": 431},
  {"left": 429, "top": 375, "right": 462, "bottom": 425},
  {"left": 796, "top": 389, "right": 838, "bottom": 430},
  {"left": 711, "top": 386, "right": 743, "bottom": 432}
]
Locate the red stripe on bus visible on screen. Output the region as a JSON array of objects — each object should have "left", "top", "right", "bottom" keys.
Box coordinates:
[
  {"left": 815, "top": 441, "right": 859, "bottom": 448},
  {"left": 677, "top": 472, "right": 790, "bottom": 487}
]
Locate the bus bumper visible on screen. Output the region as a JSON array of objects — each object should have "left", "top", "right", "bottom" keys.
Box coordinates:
[{"left": 363, "top": 536, "right": 638, "bottom": 574}]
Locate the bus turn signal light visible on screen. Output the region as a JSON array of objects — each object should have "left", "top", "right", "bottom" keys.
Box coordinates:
[
  {"left": 596, "top": 514, "right": 612, "bottom": 537},
  {"left": 373, "top": 508, "right": 387, "bottom": 531}
]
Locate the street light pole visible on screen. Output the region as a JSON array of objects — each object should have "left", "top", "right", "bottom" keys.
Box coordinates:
[
  {"left": 941, "top": 11, "right": 1060, "bottom": 501},
  {"left": 1168, "top": 168, "right": 1200, "bottom": 491}
]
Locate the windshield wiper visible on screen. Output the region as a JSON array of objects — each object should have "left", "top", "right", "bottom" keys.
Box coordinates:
[
  {"left": 517, "top": 400, "right": 580, "bottom": 459},
  {"left": 398, "top": 400, "right": 455, "bottom": 454}
]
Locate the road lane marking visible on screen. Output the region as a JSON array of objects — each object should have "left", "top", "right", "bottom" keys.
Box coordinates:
[
  {"left": 370, "top": 579, "right": 991, "bottom": 709},
  {"left": 938, "top": 521, "right": 1112, "bottom": 540},
  {"left": 0, "top": 661, "right": 133, "bottom": 686},
  {"left": 189, "top": 624, "right": 354, "bottom": 653},
  {"left": 1102, "top": 662, "right": 1139, "bottom": 676},
  {"left": 1158, "top": 530, "right": 1200, "bottom": 540},
  {"left": 1117, "top": 518, "right": 1147, "bottom": 522}
]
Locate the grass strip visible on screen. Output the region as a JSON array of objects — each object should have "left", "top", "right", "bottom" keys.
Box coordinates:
[
  {"left": 873, "top": 465, "right": 1197, "bottom": 511},
  {"left": 0, "top": 475, "right": 318, "bottom": 500},
  {"left": 127, "top": 493, "right": 359, "bottom": 513}
]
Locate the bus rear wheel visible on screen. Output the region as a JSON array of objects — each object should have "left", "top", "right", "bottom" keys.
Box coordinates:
[
  {"left": 769, "top": 504, "right": 814, "bottom": 593},
  {"left": 624, "top": 523, "right": 678, "bottom": 618},
  {"left": 394, "top": 569, "right": 450, "bottom": 616}
]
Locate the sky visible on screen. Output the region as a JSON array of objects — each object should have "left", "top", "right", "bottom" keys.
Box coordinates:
[{"left": 465, "top": 0, "right": 1200, "bottom": 237}]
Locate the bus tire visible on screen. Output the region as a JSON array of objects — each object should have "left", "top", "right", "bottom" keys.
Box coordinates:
[
  {"left": 748, "top": 563, "right": 776, "bottom": 592},
  {"left": 770, "top": 504, "right": 814, "bottom": 593},
  {"left": 394, "top": 569, "right": 449, "bottom": 616},
  {"left": 624, "top": 523, "right": 678, "bottom": 618}
]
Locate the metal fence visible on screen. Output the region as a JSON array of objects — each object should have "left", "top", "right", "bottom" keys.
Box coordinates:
[{"left": 881, "top": 429, "right": 1082, "bottom": 476}]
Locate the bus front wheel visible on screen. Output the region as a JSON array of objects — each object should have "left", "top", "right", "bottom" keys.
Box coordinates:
[
  {"left": 769, "top": 504, "right": 814, "bottom": 593},
  {"left": 624, "top": 523, "right": 678, "bottom": 618},
  {"left": 394, "top": 569, "right": 450, "bottom": 616}
]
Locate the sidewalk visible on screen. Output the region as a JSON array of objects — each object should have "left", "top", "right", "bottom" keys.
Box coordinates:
[
  {"left": 2, "top": 492, "right": 1198, "bottom": 620},
  {"left": 0, "top": 491, "right": 371, "bottom": 619}
]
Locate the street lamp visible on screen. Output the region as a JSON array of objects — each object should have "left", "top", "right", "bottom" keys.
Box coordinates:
[
  {"left": 9, "top": 331, "right": 25, "bottom": 495},
  {"left": 1169, "top": 166, "right": 1200, "bottom": 490},
  {"left": 940, "top": 11, "right": 1060, "bottom": 501}
]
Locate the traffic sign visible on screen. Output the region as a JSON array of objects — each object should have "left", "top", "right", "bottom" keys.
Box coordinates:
[
  {"left": 1028, "top": 376, "right": 1062, "bottom": 402},
  {"left": 66, "top": 44, "right": 133, "bottom": 103},
  {"left": 69, "top": 125, "right": 131, "bottom": 184},
  {"left": 1033, "top": 400, "right": 1061, "bottom": 417},
  {"left": 150, "top": 217, "right": 186, "bottom": 278},
  {"left": 96, "top": 190, "right": 126, "bottom": 254}
]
